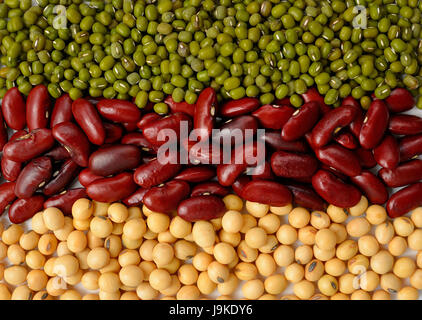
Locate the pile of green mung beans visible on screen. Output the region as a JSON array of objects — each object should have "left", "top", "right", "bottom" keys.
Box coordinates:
[{"left": 0, "top": 0, "right": 422, "bottom": 113}]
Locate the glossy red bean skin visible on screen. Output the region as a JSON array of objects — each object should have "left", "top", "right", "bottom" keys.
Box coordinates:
[
  {"left": 15, "top": 157, "right": 52, "bottom": 199},
  {"left": 134, "top": 158, "right": 181, "bottom": 188},
  {"left": 9, "top": 195, "right": 44, "bottom": 224},
  {"left": 143, "top": 180, "right": 190, "bottom": 214},
  {"left": 184, "top": 140, "right": 223, "bottom": 165},
  {"left": 250, "top": 161, "right": 275, "bottom": 180},
  {"left": 97, "top": 99, "right": 141, "bottom": 123},
  {"left": 359, "top": 100, "right": 390, "bottom": 149},
  {"left": 284, "top": 182, "right": 326, "bottom": 211},
  {"left": 334, "top": 131, "right": 359, "bottom": 149},
  {"left": 387, "top": 183, "right": 422, "bottom": 218},
  {"left": 241, "top": 180, "right": 292, "bottom": 207},
  {"left": 50, "top": 94, "right": 73, "bottom": 128},
  {"left": 194, "top": 87, "right": 218, "bottom": 141},
  {"left": 174, "top": 166, "right": 215, "bottom": 183},
  {"left": 252, "top": 104, "right": 294, "bottom": 129},
  {"left": 2, "top": 87, "right": 26, "bottom": 129},
  {"left": 0, "top": 182, "right": 16, "bottom": 215},
  {"left": 399, "top": 134, "right": 422, "bottom": 162},
  {"left": 262, "top": 131, "right": 309, "bottom": 153},
  {"left": 355, "top": 147, "right": 377, "bottom": 169},
  {"left": 164, "top": 95, "right": 195, "bottom": 117},
  {"left": 52, "top": 122, "right": 91, "bottom": 167},
  {"left": 122, "top": 188, "right": 149, "bottom": 207},
  {"left": 315, "top": 144, "right": 361, "bottom": 177},
  {"left": 386, "top": 88, "right": 415, "bottom": 113},
  {"left": 220, "top": 97, "right": 260, "bottom": 117},
  {"left": 103, "top": 123, "right": 124, "bottom": 144},
  {"left": 177, "top": 195, "right": 226, "bottom": 222},
  {"left": 379, "top": 160, "right": 422, "bottom": 188},
  {"left": 301, "top": 87, "right": 331, "bottom": 114},
  {"left": 312, "top": 170, "right": 361, "bottom": 208},
  {"left": 282, "top": 101, "right": 320, "bottom": 141},
  {"left": 0, "top": 111, "right": 7, "bottom": 150},
  {"left": 137, "top": 113, "right": 161, "bottom": 131},
  {"left": 214, "top": 115, "right": 258, "bottom": 145},
  {"left": 43, "top": 188, "right": 87, "bottom": 216},
  {"left": 232, "top": 175, "right": 251, "bottom": 196},
  {"left": 44, "top": 146, "right": 70, "bottom": 162},
  {"left": 350, "top": 171, "right": 388, "bottom": 205},
  {"left": 72, "top": 98, "right": 105, "bottom": 145},
  {"left": 342, "top": 98, "right": 364, "bottom": 138},
  {"left": 271, "top": 151, "right": 318, "bottom": 179},
  {"left": 122, "top": 121, "right": 138, "bottom": 132},
  {"left": 43, "top": 159, "right": 80, "bottom": 196},
  {"left": 78, "top": 168, "right": 103, "bottom": 187},
  {"left": 388, "top": 115, "right": 422, "bottom": 136},
  {"left": 121, "top": 132, "right": 157, "bottom": 153},
  {"left": 3, "top": 128, "right": 55, "bottom": 163},
  {"left": 88, "top": 144, "right": 142, "bottom": 176},
  {"left": 26, "top": 85, "right": 51, "bottom": 131},
  {"left": 1, "top": 130, "right": 27, "bottom": 181},
  {"left": 373, "top": 135, "right": 400, "bottom": 169},
  {"left": 87, "top": 172, "right": 137, "bottom": 203},
  {"left": 191, "top": 182, "right": 230, "bottom": 197}
]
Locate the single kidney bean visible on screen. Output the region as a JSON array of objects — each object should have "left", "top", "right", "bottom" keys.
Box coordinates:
[
  {"left": 122, "top": 122, "right": 138, "bottom": 132},
  {"left": 373, "top": 135, "right": 400, "bottom": 169},
  {"left": 50, "top": 93, "right": 73, "bottom": 128},
  {"left": 341, "top": 96, "right": 360, "bottom": 109},
  {"left": 43, "top": 188, "right": 87, "bottom": 216},
  {"left": 78, "top": 168, "right": 103, "bottom": 187},
  {"left": 183, "top": 139, "right": 223, "bottom": 165},
  {"left": 143, "top": 180, "right": 190, "bottom": 214},
  {"left": 122, "top": 188, "right": 149, "bottom": 207},
  {"left": 387, "top": 182, "right": 422, "bottom": 218},
  {"left": 191, "top": 182, "right": 230, "bottom": 197},
  {"left": 312, "top": 170, "right": 361, "bottom": 208},
  {"left": 72, "top": 98, "right": 105, "bottom": 145},
  {"left": 103, "top": 123, "right": 123, "bottom": 144},
  {"left": 320, "top": 164, "right": 349, "bottom": 181},
  {"left": 134, "top": 158, "right": 181, "bottom": 188},
  {"left": 220, "top": 97, "right": 260, "bottom": 117},
  {"left": 214, "top": 115, "right": 258, "bottom": 145},
  {"left": 262, "top": 131, "right": 309, "bottom": 153},
  {"left": 164, "top": 95, "right": 195, "bottom": 117},
  {"left": 271, "top": 150, "right": 318, "bottom": 179},
  {"left": 311, "top": 106, "right": 357, "bottom": 148},
  {"left": 399, "top": 133, "right": 422, "bottom": 162},
  {"left": 121, "top": 132, "right": 157, "bottom": 153},
  {"left": 194, "top": 87, "right": 218, "bottom": 141},
  {"left": 2, "top": 87, "right": 26, "bottom": 130},
  {"left": 89, "top": 144, "right": 142, "bottom": 176},
  {"left": 359, "top": 100, "right": 390, "bottom": 149},
  {"left": 389, "top": 115, "right": 422, "bottom": 136},
  {"left": 137, "top": 113, "right": 161, "bottom": 131},
  {"left": 334, "top": 131, "right": 359, "bottom": 149},
  {"left": 15, "top": 157, "right": 52, "bottom": 199},
  {"left": 315, "top": 144, "right": 361, "bottom": 177},
  {"left": 177, "top": 195, "right": 226, "bottom": 222},
  {"left": 250, "top": 161, "right": 275, "bottom": 180},
  {"left": 1, "top": 130, "right": 27, "bottom": 181},
  {"left": 97, "top": 99, "right": 141, "bottom": 123},
  {"left": 284, "top": 182, "right": 327, "bottom": 211},
  {"left": 301, "top": 87, "right": 331, "bottom": 114},
  {"left": 43, "top": 159, "right": 80, "bottom": 196},
  {"left": 9, "top": 195, "right": 44, "bottom": 224},
  {"left": 356, "top": 147, "right": 377, "bottom": 169},
  {"left": 341, "top": 97, "right": 364, "bottom": 138},
  {"left": 44, "top": 146, "right": 71, "bottom": 161},
  {"left": 385, "top": 88, "right": 415, "bottom": 113},
  {"left": 0, "top": 113, "right": 7, "bottom": 150},
  {"left": 52, "top": 122, "right": 91, "bottom": 167},
  {"left": 174, "top": 166, "right": 215, "bottom": 183},
  {"left": 350, "top": 171, "right": 388, "bottom": 204},
  {"left": 232, "top": 175, "right": 251, "bottom": 196},
  {"left": 379, "top": 160, "right": 422, "bottom": 188},
  {"left": 241, "top": 180, "right": 292, "bottom": 207},
  {"left": 0, "top": 182, "right": 16, "bottom": 215},
  {"left": 282, "top": 101, "right": 320, "bottom": 141},
  {"left": 26, "top": 85, "right": 51, "bottom": 131},
  {"left": 252, "top": 104, "right": 294, "bottom": 129},
  {"left": 87, "top": 172, "right": 137, "bottom": 203}
]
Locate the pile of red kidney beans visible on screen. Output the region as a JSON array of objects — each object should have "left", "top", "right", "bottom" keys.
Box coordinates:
[{"left": 1, "top": 84, "right": 422, "bottom": 224}]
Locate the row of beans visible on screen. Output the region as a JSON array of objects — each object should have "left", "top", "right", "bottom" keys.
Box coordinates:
[{"left": 1, "top": 84, "right": 422, "bottom": 225}]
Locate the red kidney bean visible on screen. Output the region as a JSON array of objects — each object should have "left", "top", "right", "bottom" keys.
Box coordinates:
[
  {"left": 43, "top": 188, "right": 87, "bottom": 216},
  {"left": 301, "top": 87, "right": 331, "bottom": 114},
  {"left": 373, "top": 135, "right": 400, "bottom": 169},
  {"left": 274, "top": 97, "right": 292, "bottom": 107},
  {"left": 312, "top": 170, "right": 361, "bottom": 208},
  {"left": 232, "top": 175, "right": 251, "bottom": 196},
  {"left": 241, "top": 180, "right": 292, "bottom": 207},
  {"left": 389, "top": 115, "right": 422, "bottom": 136},
  {"left": 2, "top": 87, "right": 26, "bottom": 129},
  {"left": 143, "top": 180, "right": 190, "bottom": 214},
  {"left": 50, "top": 93, "right": 73, "bottom": 128},
  {"left": 356, "top": 147, "right": 377, "bottom": 169},
  {"left": 320, "top": 164, "right": 349, "bottom": 181},
  {"left": 137, "top": 113, "right": 161, "bottom": 131},
  {"left": 15, "top": 157, "right": 52, "bottom": 199},
  {"left": 262, "top": 131, "right": 309, "bottom": 153},
  {"left": 134, "top": 158, "right": 181, "bottom": 188},
  {"left": 250, "top": 161, "right": 275, "bottom": 180},
  {"left": 122, "top": 121, "right": 138, "bottom": 132},
  {"left": 387, "top": 182, "right": 422, "bottom": 218},
  {"left": 44, "top": 146, "right": 71, "bottom": 162},
  {"left": 284, "top": 182, "right": 327, "bottom": 211},
  {"left": 103, "top": 123, "right": 124, "bottom": 144},
  {"left": 341, "top": 97, "right": 364, "bottom": 138},
  {"left": 164, "top": 95, "right": 195, "bottom": 117},
  {"left": 1, "top": 130, "right": 27, "bottom": 181},
  {"left": 350, "top": 171, "right": 388, "bottom": 205},
  {"left": 183, "top": 139, "right": 223, "bottom": 165},
  {"left": 87, "top": 172, "right": 137, "bottom": 202},
  {"left": 379, "top": 160, "right": 422, "bottom": 188},
  {"left": 26, "top": 85, "right": 51, "bottom": 131},
  {"left": 72, "top": 98, "right": 105, "bottom": 145},
  {"left": 52, "top": 122, "right": 91, "bottom": 167},
  {"left": 334, "top": 131, "right": 359, "bottom": 149},
  {"left": 88, "top": 144, "right": 142, "bottom": 176},
  {"left": 341, "top": 96, "right": 360, "bottom": 109},
  {"left": 359, "top": 100, "right": 390, "bottom": 149},
  {"left": 282, "top": 101, "right": 320, "bottom": 141},
  {"left": 122, "top": 188, "right": 149, "bottom": 207},
  {"left": 174, "top": 166, "right": 215, "bottom": 183},
  {"left": 271, "top": 150, "right": 318, "bottom": 179},
  {"left": 252, "top": 104, "right": 294, "bottom": 129},
  {"left": 311, "top": 106, "right": 357, "bottom": 148},
  {"left": 0, "top": 113, "right": 7, "bottom": 150},
  {"left": 315, "top": 144, "right": 361, "bottom": 177},
  {"left": 191, "top": 182, "right": 230, "bottom": 197},
  {"left": 385, "top": 88, "right": 415, "bottom": 113},
  {"left": 0, "top": 182, "right": 16, "bottom": 215},
  {"left": 78, "top": 168, "right": 103, "bottom": 187},
  {"left": 97, "top": 99, "right": 141, "bottom": 123},
  {"left": 399, "top": 133, "right": 422, "bottom": 162},
  {"left": 214, "top": 115, "right": 258, "bottom": 145},
  {"left": 121, "top": 132, "right": 157, "bottom": 153},
  {"left": 177, "top": 195, "right": 226, "bottom": 222},
  {"left": 43, "top": 159, "right": 80, "bottom": 196},
  {"left": 9, "top": 195, "right": 44, "bottom": 224},
  {"left": 220, "top": 97, "right": 260, "bottom": 117},
  {"left": 194, "top": 87, "right": 218, "bottom": 141}
]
